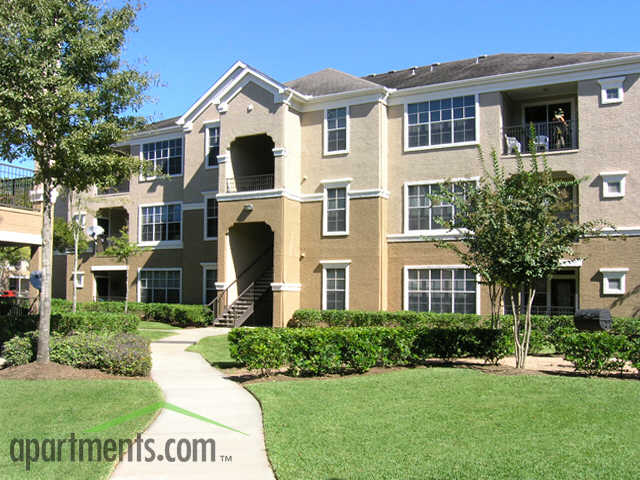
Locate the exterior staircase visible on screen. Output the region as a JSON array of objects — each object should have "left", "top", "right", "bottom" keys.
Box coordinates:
[{"left": 208, "top": 246, "right": 273, "bottom": 328}]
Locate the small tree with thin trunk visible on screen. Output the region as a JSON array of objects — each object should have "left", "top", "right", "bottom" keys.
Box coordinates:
[
  {"left": 430, "top": 140, "right": 608, "bottom": 368},
  {"left": 53, "top": 213, "right": 90, "bottom": 312},
  {"left": 102, "top": 227, "right": 146, "bottom": 313}
]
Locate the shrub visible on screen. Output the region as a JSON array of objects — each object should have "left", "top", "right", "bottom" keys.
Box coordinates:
[
  {"left": 628, "top": 338, "right": 640, "bottom": 374},
  {"left": 51, "top": 298, "right": 73, "bottom": 313},
  {"left": 610, "top": 317, "right": 640, "bottom": 337},
  {"left": 558, "top": 331, "right": 631, "bottom": 375},
  {"left": 51, "top": 311, "right": 139, "bottom": 334},
  {"left": 229, "top": 326, "right": 507, "bottom": 376},
  {"left": 0, "top": 314, "right": 38, "bottom": 344},
  {"left": 81, "top": 301, "right": 146, "bottom": 315},
  {"left": 2, "top": 330, "right": 151, "bottom": 376},
  {"left": 141, "top": 303, "right": 210, "bottom": 327}
]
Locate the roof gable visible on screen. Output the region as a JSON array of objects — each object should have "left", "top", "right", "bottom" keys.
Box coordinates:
[{"left": 285, "top": 68, "right": 381, "bottom": 96}]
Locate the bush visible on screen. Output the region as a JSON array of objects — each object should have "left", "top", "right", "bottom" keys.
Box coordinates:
[
  {"left": 81, "top": 301, "right": 147, "bottom": 315},
  {"left": 141, "top": 303, "right": 210, "bottom": 327},
  {"left": 610, "top": 317, "right": 640, "bottom": 337},
  {"left": 558, "top": 331, "right": 631, "bottom": 375},
  {"left": 229, "top": 326, "right": 508, "bottom": 376},
  {"left": 0, "top": 314, "right": 38, "bottom": 344},
  {"left": 2, "top": 330, "right": 151, "bottom": 376},
  {"left": 628, "top": 338, "right": 640, "bottom": 374},
  {"left": 51, "top": 311, "right": 139, "bottom": 334},
  {"left": 51, "top": 298, "right": 73, "bottom": 313}
]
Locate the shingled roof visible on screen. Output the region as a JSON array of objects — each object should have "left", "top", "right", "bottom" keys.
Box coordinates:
[
  {"left": 362, "top": 52, "right": 639, "bottom": 90},
  {"left": 285, "top": 68, "right": 381, "bottom": 96},
  {"left": 146, "top": 116, "right": 180, "bottom": 129}
]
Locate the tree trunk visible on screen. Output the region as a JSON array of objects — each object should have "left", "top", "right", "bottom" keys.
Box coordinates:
[
  {"left": 36, "top": 185, "right": 53, "bottom": 364},
  {"left": 124, "top": 259, "right": 128, "bottom": 314},
  {"left": 512, "top": 286, "right": 536, "bottom": 369},
  {"left": 72, "top": 231, "right": 78, "bottom": 313}
]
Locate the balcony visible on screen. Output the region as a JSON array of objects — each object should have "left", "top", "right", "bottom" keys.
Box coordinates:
[
  {"left": 0, "top": 163, "right": 35, "bottom": 211},
  {"left": 503, "top": 120, "right": 578, "bottom": 155},
  {"left": 225, "top": 173, "right": 274, "bottom": 193}
]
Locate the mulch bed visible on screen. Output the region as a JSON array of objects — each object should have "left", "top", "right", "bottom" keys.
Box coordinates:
[{"left": 0, "top": 362, "right": 148, "bottom": 380}]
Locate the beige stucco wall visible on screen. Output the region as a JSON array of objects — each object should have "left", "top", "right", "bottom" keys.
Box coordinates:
[{"left": 0, "top": 206, "right": 42, "bottom": 240}]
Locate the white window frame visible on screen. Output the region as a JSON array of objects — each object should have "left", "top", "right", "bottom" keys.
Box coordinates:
[
  {"left": 137, "top": 267, "right": 183, "bottom": 303},
  {"left": 72, "top": 212, "right": 87, "bottom": 228},
  {"left": 403, "top": 265, "right": 481, "bottom": 314},
  {"left": 204, "top": 121, "right": 221, "bottom": 169},
  {"left": 324, "top": 106, "right": 349, "bottom": 156},
  {"left": 403, "top": 177, "right": 479, "bottom": 235},
  {"left": 322, "top": 179, "right": 351, "bottom": 236},
  {"left": 8, "top": 275, "right": 29, "bottom": 295},
  {"left": 201, "top": 262, "right": 217, "bottom": 305},
  {"left": 600, "top": 171, "right": 627, "bottom": 199},
  {"left": 138, "top": 134, "right": 184, "bottom": 181},
  {"left": 320, "top": 260, "right": 350, "bottom": 310},
  {"left": 598, "top": 76, "right": 625, "bottom": 105},
  {"left": 73, "top": 271, "right": 85, "bottom": 289},
  {"left": 600, "top": 268, "right": 628, "bottom": 295},
  {"left": 138, "top": 202, "right": 183, "bottom": 248},
  {"left": 404, "top": 94, "right": 479, "bottom": 152},
  {"left": 203, "top": 193, "right": 219, "bottom": 240}
]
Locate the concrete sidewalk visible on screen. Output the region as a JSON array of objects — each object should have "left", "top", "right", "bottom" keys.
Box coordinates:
[{"left": 111, "top": 327, "right": 276, "bottom": 480}]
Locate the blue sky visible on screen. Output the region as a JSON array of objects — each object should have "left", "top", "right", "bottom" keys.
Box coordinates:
[{"left": 122, "top": 0, "right": 639, "bottom": 122}]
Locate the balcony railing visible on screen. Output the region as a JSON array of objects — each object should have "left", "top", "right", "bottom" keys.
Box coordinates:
[
  {"left": 0, "top": 163, "right": 35, "bottom": 211},
  {"left": 503, "top": 120, "right": 578, "bottom": 154},
  {"left": 225, "top": 173, "right": 274, "bottom": 193}
]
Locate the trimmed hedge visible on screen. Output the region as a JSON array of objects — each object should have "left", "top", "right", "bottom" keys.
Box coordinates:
[
  {"left": 289, "top": 309, "right": 481, "bottom": 328},
  {"left": 51, "top": 311, "right": 139, "bottom": 334},
  {"left": 2, "top": 330, "right": 151, "bottom": 376},
  {"left": 228, "top": 326, "right": 508, "bottom": 376},
  {"left": 557, "top": 330, "right": 631, "bottom": 375},
  {"left": 0, "top": 314, "right": 38, "bottom": 345}
]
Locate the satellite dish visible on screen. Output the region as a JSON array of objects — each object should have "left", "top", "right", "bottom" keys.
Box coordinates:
[
  {"left": 86, "top": 224, "right": 105, "bottom": 240},
  {"left": 30, "top": 271, "right": 43, "bottom": 291}
]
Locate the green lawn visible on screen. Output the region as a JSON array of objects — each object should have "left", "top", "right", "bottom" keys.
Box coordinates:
[
  {"left": 248, "top": 368, "right": 640, "bottom": 480},
  {"left": 187, "top": 334, "right": 240, "bottom": 370},
  {"left": 136, "top": 321, "right": 182, "bottom": 341},
  {"left": 0, "top": 379, "right": 162, "bottom": 479},
  {"left": 136, "top": 330, "right": 177, "bottom": 341},
  {"left": 138, "top": 321, "right": 182, "bottom": 330}
]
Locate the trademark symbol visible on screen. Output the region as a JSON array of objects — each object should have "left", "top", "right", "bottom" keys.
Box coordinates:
[{"left": 219, "top": 455, "right": 232, "bottom": 463}]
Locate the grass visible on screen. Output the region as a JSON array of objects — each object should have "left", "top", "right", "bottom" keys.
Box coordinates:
[
  {"left": 248, "top": 368, "right": 640, "bottom": 480},
  {"left": 0, "top": 379, "right": 162, "bottom": 479},
  {"left": 136, "top": 321, "right": 182, "bottom": 341},
  {"left": 136, "top": 330, "right": 177, "bottom": 341},
  {"left": 186, "top": 334, "right": 240, "bottom": 370},
  {"left": 137, "top": 321, "right": 182, "bottom": 330}
]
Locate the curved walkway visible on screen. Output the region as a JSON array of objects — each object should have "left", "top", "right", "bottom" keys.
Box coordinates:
[{"left": 111, "top": 327, "right": 275, "bottom": 480}]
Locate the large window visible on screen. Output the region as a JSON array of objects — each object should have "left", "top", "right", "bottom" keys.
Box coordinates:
[
  {"left": 142, "top": 138, "right": 182, "bottom": 176},
  {"left": 139, "top": 269, "right": 181, "bottom": 303},
  {"left": 407, "top": 95, "right": 475, "bottom": 149},
  {"left": 324, "top": 187, "right": 348, "bottom": 235},
  {"left": 325, "top": 107, "right": 348, "bottom": 153},
  {"left": 140, "top": 204, "right": 181, "bottom": 243},
  {"left": 406, "top": 181, "right": 472, "bottom": 232},
  {"left": 406, "top": 267, "right": 476, "bottom": 313},
  {"left": 206, "top": 126, "right": 220, "bottom": 167},
  {"left": 322, "top": 261, "right": 350, "bottom": 310},
  {"left": 205, "top": 197, "right": 218, "bottom": 239}
]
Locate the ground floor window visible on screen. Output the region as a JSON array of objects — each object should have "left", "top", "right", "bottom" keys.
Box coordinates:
[
  {"left": 203, "top": 268, "right": 217, "bottom": 304},
  {"left": 504, "top": 271, "right": 577, "bottom": 315},
  {"left": 321, "top": 261, "right": 350, "bottom": 310},
  {"left": 8, "top": 276, "right": 29, "bottom": 297},
  {"left": 405, "top": 267, "right": 476, "bottom": 314},
  {"left": 139, "top": 269, "right": 181, "bottom": 303}
]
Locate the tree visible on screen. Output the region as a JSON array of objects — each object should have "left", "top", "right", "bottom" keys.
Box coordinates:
[
  {"left": 0, "top": 246, "right": 29, "bottom": 291},
  {"left": 0, "top": 1, "right": 151, "bottom": 362},
  {"left": 53, "top": 213, "right": 90, "bottom": 313},
  {"left": 102, "top": 227, "right": 146, "bottom": 313},
  {"left": 431, "top": 139, "right": 607, "bottom": 368}
]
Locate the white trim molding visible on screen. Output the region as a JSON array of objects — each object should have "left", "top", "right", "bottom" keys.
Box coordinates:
[
  {"left": 183, "top": 202, "right": 204, "bottom": 211},
  {"left": 0, "top": 231, "right": 42, "bottom": 245},
  {"left": 600, "top": 268, "right": 629, "bottom": 295},
  {"left": 600, "top": 171, "right": 627, "bottom": 198},
  {"left": 388, "top": 230, "right": 468, "bottom": 242},
  {"left": 320, "top": 260, "right": 351, "bottom": 310},
  {"left": 559, "top": 259, "right": 584, "bottom": 268},
  {"left": 214, "top": 282, "right": 228, "bottom": 291},
  {"left": 272, "top": 147, "right": 287, "bottom": 157},
  {"left": 91, "top": 265, "right": 128, "bottom": 272},
  {"left": 271, "top": 282, "right": 302, "bottom": 292},
  {"left": 598, "top": 76, "right": 625, "bottom": 104},
  {"left": 322, "top": 179, "right": 351, "bottom": 237}
]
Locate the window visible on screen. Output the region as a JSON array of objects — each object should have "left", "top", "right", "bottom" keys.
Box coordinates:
[
  {"left": 406, "top": 95, "right": 476, "bottom": 149},
  {"left": 321, "top": 261, "right": 350, "bottom": 310},
  {"left": 203, "top": 267, "right": 217, "bottom": 305},
  {"left": 205, "top": 197, "right": 218, "bottom": 239},
  {"left": 72, "top": 213, "right": 86, "bottom": 228},
  {"left": 598, "top": 77, "right": 625, "bottom": 104},
  {"left": 139, "top": 269, "right": 181, "bottom": 303},
  {"left": 325, "top": 107, "right": 348, "bottom": 154},
  {"left": 73, "top": 272, "right": 84, "bottom": 288},
  {"left": 600, "top": 268, "right": 628, "bottom": 295},
  {"left": 140, "top": 204, "right": 181, "bottom": 243},
  {"left": 206, "top": 126, "right": 220, "bottom": 168},
  {"left": 8, "top": 276, "right": 29, "bottom": 296},
  {"left": 325, "top": 187, "right": 347, "bottom": 234},
  {"left": 142, "top": 138, "right": 183, "bottom": 177},
  {"left": 601, "top": 171, "right": 627, "bottom": 199},
  {"left": 405, "top": 267, "right": 477, "bottom": 314},
  {"left": 405, "top": 181, "right": 472, "bottom": 232}
]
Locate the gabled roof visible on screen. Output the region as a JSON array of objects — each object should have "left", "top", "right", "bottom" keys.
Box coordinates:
[
  {"left": 363, "top": 52, "right": 640, "bottom": 90},
  {"left": 285, "top": 68, "right": 382, "bottom": 96},
  {"left": 146, "top": 116, "right": 180, "bottom": 129}
]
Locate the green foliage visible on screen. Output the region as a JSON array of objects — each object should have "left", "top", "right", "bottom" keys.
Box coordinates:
[
  {"left": 0, "top": 313, "right": 38, "bottom": 344},
  {"left": 50, "top": 311, "right": 139, "bottom": 334},
  {"left": 53, "top": 217, "right": 89, "bottom": 253},
  {"left": 80, "top": 300, "right": 147, "bottom": 315},
  {"left": 228, "top": 327, "right": 508, "bottom": 376},
  {"left": 102, "top": 227, "right": 147, "bottom": 263},
  {"left": 2, "top": 330, "right": 151, "bottom": 376},
  {"left": 558, "top": 331, "right": 631, "bottom": 375},
  {"left": 289, "top": 309, "right": 482, "bottom": 328},
  {"left": 610, "top": 317, "right": 640, "bottom": 337},
  {"left": 0, "top": 246, "right": 30, "bottom": 289}
]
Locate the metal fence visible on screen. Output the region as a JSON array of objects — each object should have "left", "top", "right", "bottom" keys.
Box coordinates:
[
  {"left": 503, "top": 120, "right": 578, "bottom": 154},
  {"left": 0, "top": 163, "right": 35, "bottom": 210},
  {"left": 226, "top": 173, "right": 274, "bottom": 193}
]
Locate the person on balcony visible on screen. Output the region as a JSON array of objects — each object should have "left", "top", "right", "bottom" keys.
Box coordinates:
[{"left": 553, "top": 108, "right": 568, "bottom": 148}]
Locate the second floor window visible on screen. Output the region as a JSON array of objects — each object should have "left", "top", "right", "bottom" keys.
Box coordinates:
[
  {"left": 407, "top": 95, "right": 475, "bottom": 148},
  {"left": 141, "top": 204, "right": 181, "bottom": 242},
  {"left": 207, "top": 126, "right": 220, "bottom": 167},
  {"left": 407, "top": 182, "right": 471, "bottom": 232},
  {"left": 206, "top": 198, "right": 218, "bottom": 239},
  {"left": 142, "top": 138, "right": 182, "bottom": 176},
  {"left": 326, "top": 107, "right": 347, "bottom": 153},
  {"left": 325, "top": 187, "right": 347, "bottom": 234}
]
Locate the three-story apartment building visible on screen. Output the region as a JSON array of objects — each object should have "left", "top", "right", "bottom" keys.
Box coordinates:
[{"left": 53, "top": 52, "right": 640, "bottom": 326}]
